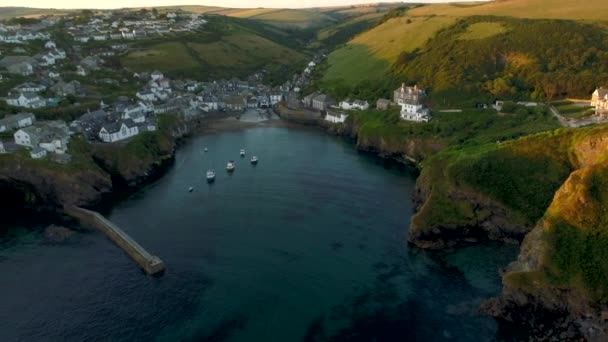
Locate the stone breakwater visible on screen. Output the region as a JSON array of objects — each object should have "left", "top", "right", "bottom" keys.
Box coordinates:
[{"left": 65, "top": 206, "right": 165, "bottom": 276}]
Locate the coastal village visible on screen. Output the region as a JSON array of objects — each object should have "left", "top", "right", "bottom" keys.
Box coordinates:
[{"left": 0, "top": 9, "right": 606, "bottom": 164}]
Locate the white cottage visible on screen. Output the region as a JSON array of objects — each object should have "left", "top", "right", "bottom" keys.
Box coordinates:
[
  {"left": 99, "top": 120, "right": 139, "bottom": 143},
  {"left": 325, "top": 112, "right": 349, "bottom": 124}
]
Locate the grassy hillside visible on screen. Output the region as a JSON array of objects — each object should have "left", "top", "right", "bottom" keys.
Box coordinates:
[
  {"left": 394, "top": 17, "right": 608, "bottom": 104},
  {"left": 322, "top": 15, "right": 455, "bottom": 83},
  {"left": 120, "top": 15, "right": 307, "bottom": 81},
  {"left": 411, "top": 123, "right": 608, "bottom": 240},
  {"left": 317, "top": 0, "right": 608, "bottom": 104},
  {"left": 409, "top": 0, "right": 608, "bottom": 21}
]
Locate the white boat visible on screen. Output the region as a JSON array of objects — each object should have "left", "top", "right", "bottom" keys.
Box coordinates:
[
  {"left": 188, "top": 186, "right": 194, "bottom": 192},
  {"left": 206, "top": 169, "right": 215, "bottom": 182},
  {"left": 240, "top": 149, "right": 245, "bottom": 157},
  {"left": 251, "top": 156, "right": 258, "bottom": 164},
  {"left": 226, "top": 161, "right": 235, "bottom": 172},
  {"left": 204, "top": 147, "right": 208, "bottom": 152}
]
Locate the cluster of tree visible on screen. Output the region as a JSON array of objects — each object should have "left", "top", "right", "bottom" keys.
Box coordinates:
[{"left": 392, "top": 16, "right": 608, "bottom": 103}]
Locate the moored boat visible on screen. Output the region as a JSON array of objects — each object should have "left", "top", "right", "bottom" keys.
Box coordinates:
[
  {"left": 240, "top": 149, "right": 245, "bottom": 157},
  {"left": 226, "top": 161, "right": 235, "bottom": 172},
  {"left": 251, "top": 156, "right": 258, "bottom": 164},
  {"left": 188, "top": 186, "right": 194, "bottom": 192},
  {"left": 206, "top": 169, "right": 216, "bottom": 182},
  {"left": 204, "top": 147, "right": 208, "bottom": 152}
]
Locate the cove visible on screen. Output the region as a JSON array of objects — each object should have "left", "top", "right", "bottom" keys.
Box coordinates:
[{"left": 0, "top": 126, "right": 518, "bottom": 341}]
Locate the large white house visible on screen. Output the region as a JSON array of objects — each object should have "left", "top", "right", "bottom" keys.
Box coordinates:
[
  {"left": 394, "top": 83, "right": 431, "bottom": 122},
  {"left": 5, "top": 93, "right": 46, "bottom": 109},
  {"left": 99, "top": 120, "right": 139, "bottom": 143},
  {"left": 400, "top": 103, "right": 431, "bottom": 122}
]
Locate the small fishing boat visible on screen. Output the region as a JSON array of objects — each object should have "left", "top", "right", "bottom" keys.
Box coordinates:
[
  {"left": 240, "top": 149, "right": 245, "bottom": 157},
  {"left": 204, "top": 147, "right": 208, "bottom": 152},
  {"left": 226, "top": 161, "right": 235, "bottom": 172},
  {"left": 250, "top": 156, "right": 258, "bottom": 164},
  {"left": 206, "top": 169, "right": 216, "bottom": 182},
  {"left": 188, "top": 186, "right": 194, "bottom": 192}
]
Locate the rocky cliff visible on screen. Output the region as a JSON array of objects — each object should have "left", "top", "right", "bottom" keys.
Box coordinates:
[
  {"left": 481, "top": 129, "right": 608, "bottom": 340},
  {"left": 0, "top": 156, "right": 112, "bottom": 214},
  {"left": 320, "top": 115, "right": 608, "bottom": 338}
]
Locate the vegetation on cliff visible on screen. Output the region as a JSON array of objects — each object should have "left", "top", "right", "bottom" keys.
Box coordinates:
[
  {"left": 345, "top": 103, "right": 559, "bottom": 157},
  {"left": 499, "top": 126, "right": 608, "bottom": 305}
]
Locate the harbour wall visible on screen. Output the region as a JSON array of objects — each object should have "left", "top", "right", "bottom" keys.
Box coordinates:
[{"left": 65, "top": 206, "right": 165, "bottom": 276}]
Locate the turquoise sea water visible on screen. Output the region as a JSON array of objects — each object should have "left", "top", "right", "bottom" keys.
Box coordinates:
[{"left": 0, "top": 126, "right": 518, "bottom": 341}]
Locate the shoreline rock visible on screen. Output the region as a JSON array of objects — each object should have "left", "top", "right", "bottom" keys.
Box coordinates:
[{"left": 43, "top": 225, "right": 75, "bottom": 243}]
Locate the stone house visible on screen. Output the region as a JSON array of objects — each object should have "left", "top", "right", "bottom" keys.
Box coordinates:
[
  {"left": 51, "top": 80, "right": 82, "bottom": 97},
  {"left": 7, "top": 62, "right": 33, "bottom": 76},
  {"left": 14, "top": 121, "right": 70, "bottom": 153},
  {"left": 376, "top": 98, "right": 392, "bottom": 110},
  {"left": 312, "top": 94, "right": 336, "bottom": 111},
  {"left": 394, "top": 83, "right": 425, "bottom": 106},
  {"left": 225, "top": 95, "right": 246, "bottom": 112},
  {"left": 0, "top": 112, "right": 35, "bottom": 132}
]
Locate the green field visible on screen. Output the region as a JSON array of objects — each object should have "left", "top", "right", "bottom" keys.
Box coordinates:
[
  {"left": 122, "top": 42, "right": 199, "bottom": 73},
  {"left": 121, "top": 27, "right": 306, "bottom": 80},
  {"left": 322, "top": 16, "right": 456, "bottom": 83},
  {"left": 188, "top": 32, "right": 304, "bottom": 67}
]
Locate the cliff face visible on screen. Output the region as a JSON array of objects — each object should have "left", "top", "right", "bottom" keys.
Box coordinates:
[
  {"left": 481, "top": 129, "right": 608, "bottom": 340},
  {"left": 0, "top": 157, "right": 112, "bottom": 214},
  {"left": 92, "top": 132, "right": 176, "bottom": 188}
]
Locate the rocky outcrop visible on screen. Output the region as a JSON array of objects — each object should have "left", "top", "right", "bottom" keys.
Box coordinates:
[
  {"left": 407, "top": 187, "right": 529, "bottom": 249},
  {"left": 481, "top": 128, "right": 608, "bottom": 340},
  {"left": 0, "top": 158, "right": 112, "bottom": 214}
]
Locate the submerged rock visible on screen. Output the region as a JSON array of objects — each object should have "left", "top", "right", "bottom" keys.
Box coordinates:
[{"left": 43, "top": 225, "right": 75, "bottom": 243}]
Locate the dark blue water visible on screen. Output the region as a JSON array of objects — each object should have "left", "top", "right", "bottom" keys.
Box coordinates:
[{"left": 0, "top": 126, "right": 518, "bottom": 341}]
